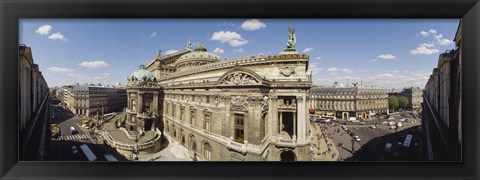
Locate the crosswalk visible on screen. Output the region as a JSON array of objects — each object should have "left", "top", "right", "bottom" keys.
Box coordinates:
[{"left": 59, "top": 133, "right": 89, "bottom": 141}]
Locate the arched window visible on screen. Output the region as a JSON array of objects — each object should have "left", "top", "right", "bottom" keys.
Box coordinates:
[
  {"left": 190, "top": 135, "right": 197, "bottom": 152},
  {"left": 203, "top": 142, "right": 212, "bottom": 160}
]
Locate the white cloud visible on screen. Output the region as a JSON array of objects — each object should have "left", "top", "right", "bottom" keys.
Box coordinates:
[
  {"left": 341, "top": 68, "right": 354, "bottom": 73},
  {"left": 150, "top": 32, "right": 157, "bottom": 38},
  {"left": 234, "top": 48, "right": 245, "bottom": 53},
  {"left": 420, "top": 43, "right": 435, "bottom": 48},
  {"left": 67, "top": 73, "right": 87, "bottom": 79},
  {"left": 392, "top": 70, "right": 400, "bottom": 74},
  {"left": 419, "top": 29, "right": 453, "bottom": 46},
  {"left": 438, "top": 38, "right": 453, "bottom": 46},
  {"left": 48, "top": 67, "right": 74, "bottom": 73},
  {"left": 302, "top": 47, "right": 314, "bottom": 53},
  {"left": 327, "top": 67, "right": 338, "bottom": 72},
  {"left": 409, "top": 43, "right": 439, "bottom": 55},
  {"left": 371, "top": 59, "right": 378, "bottom": 62},
  {"left": 78, "top": 61, "right": 109, "bottom": 68},
  {"left": 327, "top": 67, "right": 353, "bottom": 73},
  {"left": 315, "top": 56, "right": 322, "bottom": 60},
  {"left": 211, "top": 31, "right": 248, "bottom": 47},
  {"left": 102, "top": 73, "right": 111, "bottom": 77},
  {"left": 378, "top": 53, "right": 396, "bottom": 60},
  {"left": 434, "top": 34, "right": 453, "bottom": 46},
  {"left": 240, "top": 19, "right": 266, "bottom": 31},
  {"left": 35, "top": 25, "right": 52, "bottom": 35},
  {"left": 419, "top": 29, "right": 437, "bottom": 37},
  {"left": 48, "top": 32, "right": 67, "bottom": 41},
  {"left": 307, "top": 62, "right": 322, "bottom": 75},
  {"left": 165, "top": 50, "right": 179, "bottom": 55},
  {"left": 358, "top": 69, "right": 368, "bottom": 72},
  {"left": 213, "top": 47, "right": 224, "bottom": 54},
  {"left": 378, "top": 73, "right": 395, "bottom": 78}
]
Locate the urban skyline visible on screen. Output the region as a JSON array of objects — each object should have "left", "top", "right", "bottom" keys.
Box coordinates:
[{"left": 20, "top": 19, "right": 459, "bottom": 89}]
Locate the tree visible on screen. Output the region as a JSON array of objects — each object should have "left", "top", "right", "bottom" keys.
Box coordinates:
[
  {"left": 398, "top": 96, "right": 409, "bottom": 109},
  {"left": 388, "top": 96, "right": 399, "bottom": 110}
]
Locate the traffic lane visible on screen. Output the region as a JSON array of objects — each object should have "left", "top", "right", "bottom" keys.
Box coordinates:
[
  {"left": 52, "top": 106, "right": 74, "bottom": 124},
  {"left": 325, "top": 126, "right": 362, "bottom": 160}
]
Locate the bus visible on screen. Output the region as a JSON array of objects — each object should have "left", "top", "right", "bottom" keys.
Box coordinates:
[
  {"left": 403, "top": 134, "right": 413, "bottom": 148},
  {"left": 104, "top": 154, "right": 118, "bottom": 161},
  {"left": 80, "top": 144, "right": 97, "bottom": 161}
]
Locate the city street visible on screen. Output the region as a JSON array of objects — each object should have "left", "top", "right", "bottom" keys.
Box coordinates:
[
  {"left": 315, "top": 113, "right": 422, "bottom": 161},
  {"left": 50, "top": 100, "right": 127, "bottom": 161}
]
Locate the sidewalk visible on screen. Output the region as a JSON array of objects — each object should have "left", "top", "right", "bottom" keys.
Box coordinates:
[
  {"left": 310, "top": 123, "right": 339, "bottom": 161},
  {"left": 137, "top": 135, "right": 193, "bottom": 161}
]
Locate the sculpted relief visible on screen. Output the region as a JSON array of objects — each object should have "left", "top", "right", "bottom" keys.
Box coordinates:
[
  {"left": 280, "top": 67, "right": 295, "bottom": 77},
  {"left": 220, "top": 72, "right": 260, "bottom": 85},
  {"left": 231, "top": 96, "right": 248, "bottom": 112}
]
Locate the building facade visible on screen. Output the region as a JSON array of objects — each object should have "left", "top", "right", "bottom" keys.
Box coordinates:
[
  {"left": 422, "top": 21, "right": 461, "bottom": 161},
  {"left": 107, "top": 26, "right": 313, "bottom": 161},
  {"left": 19, "top": 44, "right": 51, "bottom": 160},
  {"left": 309, "top": 83, "right": 389, "bottom": 120},
  {"left": 388, "top": 87, "right": 423, "bottom": 110},
  {"left": 62, "top": 85, "right": 127, "bottom": 117}
]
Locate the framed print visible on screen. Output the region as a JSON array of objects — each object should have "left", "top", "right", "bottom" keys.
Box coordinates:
[{"left": 1, "top": 0, "right": 479, "bottom": 179}]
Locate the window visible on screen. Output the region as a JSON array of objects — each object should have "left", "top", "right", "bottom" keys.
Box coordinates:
[
  {"left": 234, "top": 114, "right": 245, "bottom": 143},
  {"left": 203, "top": 142, "right": 212, "bottom": 160},
  {"left": 190, "top": 108, "right": 196, "bottom": 125},
  {"left": 190, "top": 135, "right": 197, "bottom": 152},
  {"left": 180, "top": 106, "right": 185, "bottom": 121},
  {"left": 204, "top": 110, "right": 211, "bottom": 131},
  {"left": 173, "top": 104, "right": 176, "bottom": 118}
]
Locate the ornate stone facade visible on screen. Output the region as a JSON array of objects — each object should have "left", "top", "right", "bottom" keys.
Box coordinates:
[
  {"left": 125, "top": 40, "right": 313, "bottom": 161},
  {"left": 309, "top": 84, "right": 389, "bottom": 120}
]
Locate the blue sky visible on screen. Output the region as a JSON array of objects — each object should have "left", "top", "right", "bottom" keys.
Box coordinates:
[{"left": 20, "top": 19, "right": 459, "bottom": 89}]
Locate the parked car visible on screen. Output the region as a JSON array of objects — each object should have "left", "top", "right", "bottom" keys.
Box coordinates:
[
  {"left": 359, "top": 122, "right": 366, "bottom": 125},
  {"left": 370, "top": 125, "right": 376, "bottom": 129},
  {"left": 354, "top": 135, "right": 361, "bottom": 142}
]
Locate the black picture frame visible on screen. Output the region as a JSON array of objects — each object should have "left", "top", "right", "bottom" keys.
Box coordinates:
[{"left": 1, "top": 0, "right": 479, "bottom": 179}]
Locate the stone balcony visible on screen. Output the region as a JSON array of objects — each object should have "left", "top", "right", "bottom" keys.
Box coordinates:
[
  {"left": 226, "top": 138, "right": 247, "bottom": 155},
  {"left": 275, "top": 135, "right": 297, "bottom": 148}
]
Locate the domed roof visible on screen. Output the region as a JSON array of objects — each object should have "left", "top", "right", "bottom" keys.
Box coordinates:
[
  {"left": 178, "top": 44, "right": 221, "bottom": 61},
  {"left": 130, "top": 65, "right": 154, "bottom": 80}
]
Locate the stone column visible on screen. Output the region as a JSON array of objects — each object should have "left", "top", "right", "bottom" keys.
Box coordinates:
[
  {"left": 296, "top": 95, "right": 306, "bottom": 144},
  {"left": 138, "top": 92, "right": 144, "bottom": 113},
  {"left": 153, "top": 92, "right": 159, "bottom": 114},
  {"left": 293, "top": 112, "right": 297, "bottom": 137},
  {"left": 279, "top": 111, "right": 283, "bottom": 134}
]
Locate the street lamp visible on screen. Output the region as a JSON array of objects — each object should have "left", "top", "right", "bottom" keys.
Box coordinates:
[{"left": 351, "top": 137, "right": 355, "bottom": 153}]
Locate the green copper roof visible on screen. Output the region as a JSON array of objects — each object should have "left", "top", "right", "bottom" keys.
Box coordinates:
[
  {"left": 178, "top": 44, "right": 220, "bottom": 61},
  {"left": 130, "top": 65, "right": 154, "bottom": 80}
]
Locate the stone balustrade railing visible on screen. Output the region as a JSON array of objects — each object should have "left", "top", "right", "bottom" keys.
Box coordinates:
[
  {"left": 101, "top": 129, "right": 161, "bottom": 151},
  {"left": 158, "top": 54, "right": 303, "bottom": 81}
]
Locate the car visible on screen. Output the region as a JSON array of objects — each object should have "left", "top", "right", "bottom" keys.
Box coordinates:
[
  {"left": 390, "top": 125, "right": 396, "bottom": 130},
  {"left": 349, "top": 132, "right": 355, "bottom": 137},
  {"left": 397, "top": 142, "right": 402, "bottom": 147},
  {"left": 359, "top": 122, "right": 366, "bottom": 125},
  {"left": 370, "top": 125, "right": 376, "bottom": 129},
  {"left": 72, "top": 146, "right": 78, "bottom": 154},
  {"left": 354, "top": 136, "right": 361, "bottom": 142},
  {"left": 70, "top": 126, "right": 78, "bottom": 135}
]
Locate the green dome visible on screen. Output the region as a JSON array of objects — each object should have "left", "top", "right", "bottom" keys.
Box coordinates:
[
  {"left": 178, "top": 44, "right": 220, "bottom": 61},
  {"left": 130, "top": 65, "right": 154, "bottom": 80}
]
